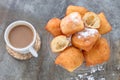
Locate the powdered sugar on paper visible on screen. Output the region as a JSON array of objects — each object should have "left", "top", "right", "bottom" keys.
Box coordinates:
[{"left": 70, "top": 64, "right": 105, "bottom": 80}]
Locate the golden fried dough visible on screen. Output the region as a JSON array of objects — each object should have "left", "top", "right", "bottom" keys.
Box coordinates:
[
  {"left": 61, "top": 12, "right": 84, "bottom": 36},
  {"left": 45, "top": 18, "right": 63, "bottom": 36},
  {"left": 83, "top": 37, "right": 110, "bottom": 66},
  {"left": 55, "top": 46, "right": 84, "bottom": 72},
  {"left": 98, "top": 12, "right": 112, "bottom": 34},
  {"left": 72, "top": 28, "right": 101, "bottom": 51},
  {"left": 66, "top": 5, "right": 88, "bottom": 17},
  {"left": 83, "top": 12, "right": 100, "bottom": 29},
  {"left": 51, "top": 35, "right": 70, "bottom": 53}
]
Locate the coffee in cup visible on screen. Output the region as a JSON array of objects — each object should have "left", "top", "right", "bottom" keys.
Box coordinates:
[
  {"left": 9, "top": 25, "right": 33, "bottom": 48},
  {"left": 4, "top": 21, "right": 38, "bottom": 57}
]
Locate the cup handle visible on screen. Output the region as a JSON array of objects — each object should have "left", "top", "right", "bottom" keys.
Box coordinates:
[{"left": 29, "top": 47, "right": 38, "bottom": 57}]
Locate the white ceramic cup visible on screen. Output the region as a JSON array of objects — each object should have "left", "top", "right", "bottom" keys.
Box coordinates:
[{"left": 4, "top": 20, "right": 38, "bottom": 57}]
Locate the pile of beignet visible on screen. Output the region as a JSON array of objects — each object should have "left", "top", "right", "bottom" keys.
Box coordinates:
[{"left": 45, "top": 5, "right": 112, "bottom": 72}]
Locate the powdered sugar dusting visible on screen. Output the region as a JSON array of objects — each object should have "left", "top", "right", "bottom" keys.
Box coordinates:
[
  {"left": 70, "top": 12, "right": 81, "bottom": 23},
  {"left": 77, "top": 28, "right": 98, "bottom": 38}
]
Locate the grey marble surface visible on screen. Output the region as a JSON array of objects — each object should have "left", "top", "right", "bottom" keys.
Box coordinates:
[{"left": 0, "top": 0, "right": 120, "bottom": 80}]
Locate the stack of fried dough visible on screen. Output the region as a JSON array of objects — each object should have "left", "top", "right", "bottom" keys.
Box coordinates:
[{"left": 45, "top": 5, "right": 112, "bottom": 72}]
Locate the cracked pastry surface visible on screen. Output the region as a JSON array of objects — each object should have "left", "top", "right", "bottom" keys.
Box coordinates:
[
  {"left": 51, "top": 35, "right": 70, "bottom": 53},
  {"left": 83, "top": 12, "right": 100, "bottom": 29}
]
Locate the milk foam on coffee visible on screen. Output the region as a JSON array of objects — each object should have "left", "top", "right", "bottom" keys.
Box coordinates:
[{"left": 9, "top": 25, "right": 33, "bottom": 48}]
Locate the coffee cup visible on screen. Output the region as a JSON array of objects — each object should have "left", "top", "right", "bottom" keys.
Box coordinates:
[{"left": 4, "top": 20, "right": 38, "bottom": 57}]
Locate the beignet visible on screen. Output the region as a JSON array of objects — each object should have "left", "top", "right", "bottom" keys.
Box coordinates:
[
  {"left": 55, "top": 46, "right": 84, "bottom": 72},
  {"left": 45, "top": 18, "right": 63, "bottom": 36},
  {"left": 61, "top": 12, "right": 84, "bottom": 36},
  {"left": 66, "top": 5, "right": 88, "bottom": 17},
  {"left": 98, "top": 12, "right": 112, "bottom": 34},
  {"left": 83, "top": 37, "right": 110, "bottom": 66},
  {"left": 83, "top": 12, "right": 100, "bottom": 29},
  {"left": 72, "top": 28, "right": 101, "bottom": 51},
  {"left": 51, "top": 35, "right": 70, "bottom": 53}
]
